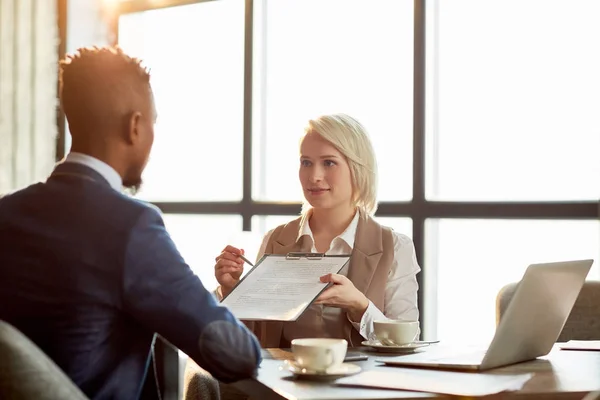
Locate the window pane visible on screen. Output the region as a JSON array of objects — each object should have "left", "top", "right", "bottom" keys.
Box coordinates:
[
  {"left": 425, "top": 219, "right": 600, "bottom": 343},
  {"left": 374, "top": 217, "right": 412, "bottom": 240},
  {"left": 162, "top": 214, "right": 243, "bottom": 291},
  {"left": 425, "top": 0, "right": 600, "bottom": 201},
  {"left": 118, "top": 0, "right": 244, "bottom": 201},
  {"left": 253, "top": 0, "right": 413, "bottom": 202},
  {"left": 252, "top": 215, "right": 298, "bottom": 239},
  {"left": 251, "top": 215, "right": 298, "bottom": 263}
]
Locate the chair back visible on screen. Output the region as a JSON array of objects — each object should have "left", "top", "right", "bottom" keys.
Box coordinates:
[
  {"left": 153, "top": 335, "right": 188, "bottom": 400},
  {"left": 0, "top": 320, "right": 88, "bottom": 399},
  {"left": 497, "top": 281, "right": 600, "bottom": 341}
]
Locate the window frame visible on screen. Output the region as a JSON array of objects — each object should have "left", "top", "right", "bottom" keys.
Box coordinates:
[{"left": 55, "top": 0, "right": 600, "bottom": 336}]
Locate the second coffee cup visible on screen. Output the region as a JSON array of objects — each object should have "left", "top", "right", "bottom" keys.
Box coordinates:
[{"left": 373, "top": 320, "right": 419, "bottom": 345}]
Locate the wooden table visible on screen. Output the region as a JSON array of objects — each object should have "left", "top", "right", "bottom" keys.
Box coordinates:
[{"left": 233, "top": 346, "right": 600, "bottom": 399}]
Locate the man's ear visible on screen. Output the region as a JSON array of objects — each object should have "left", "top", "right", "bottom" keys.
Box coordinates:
[{"left": 126, "top": 111, "right": 143, "bottom": 145}]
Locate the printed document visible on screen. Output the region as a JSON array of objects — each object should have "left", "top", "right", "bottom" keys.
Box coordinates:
[
  {"left": 336, "top": 370, "right": 533, "bottom": 397},
  {"left": 221, "top": 254, "right": 350, "bottom": 321},
  {"left": 560, "top": 340, "right": 600, "bottom": 351}
]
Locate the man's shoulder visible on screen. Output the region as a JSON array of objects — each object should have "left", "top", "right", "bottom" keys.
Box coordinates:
[
  {"left": 95, "top": 190, "right": 164, "bottom": 231},
  {"left": 58, "top": 180, "right": 160, "bottom": 215},
  {"left": 111, "top": 190, "right": 159, "bottom": 212},
  {"left": 1, "top": 181, "right": 161, "bottom": 229},
  {"left": 0, "top": 183, "right": 44, "bottom": 208},
  {"left": 118, "top": 194, "right": 163, "bottom": 220}
]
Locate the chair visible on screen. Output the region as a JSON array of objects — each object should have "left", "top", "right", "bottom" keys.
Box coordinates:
[
  {"left": 183, "top": 359, "right": 221, "bottom": 400},
  {"left": 0, "top": 320, "right": 88, "bottom": 400},
  {"left": 496, "top": 281, "right": 600, "bottom": 341},
  {"left": 582, "top": 391, "right": 600, "bottom": 400},
  {"left": 0, "top": 321, "right": 188, "bottom": 400},
  {"left": 152, "top": 335, "right": 189, "bottom": 400}
]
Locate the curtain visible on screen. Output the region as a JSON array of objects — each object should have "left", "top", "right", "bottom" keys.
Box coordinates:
[{"left": 0, "top": 0, "right": 58, "bottom": 193}]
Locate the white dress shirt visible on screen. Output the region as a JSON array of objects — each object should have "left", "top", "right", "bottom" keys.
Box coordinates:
[
  {"left": 61, "top": 152, "right": 122, "bottom": 192},
  {"left": 256, "top": 210, "right": 421, "bottom": 340}
]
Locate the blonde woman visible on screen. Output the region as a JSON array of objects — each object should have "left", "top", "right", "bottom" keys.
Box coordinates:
[{"left": 214, "top": 113, "right": 420, "bottom": 347}]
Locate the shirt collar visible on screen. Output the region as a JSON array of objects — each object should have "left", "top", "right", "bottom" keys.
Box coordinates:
[
  {"left": 63, "top": 152, "right": 123, "bottom": 192},
  {"left": 297, "top": 208, "right": 360, "bottom": 250}
]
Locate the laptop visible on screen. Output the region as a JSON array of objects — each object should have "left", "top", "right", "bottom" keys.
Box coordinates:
[{"left": 379, "top": 259, "right": 594, "bottom": 371}]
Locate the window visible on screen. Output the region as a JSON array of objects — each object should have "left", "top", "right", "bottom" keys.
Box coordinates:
[
  {"left": 252, "top": 0, "right": 414, "bottom": 202},
  {"left": 425, "top": 219, "right": 600, "bottom": 343},
  {"left": 118, "top": 0, "right": 245, "bottom": 202},
  {"left": 425, "top": 0, "right": 600, "bottom": 201},
  {"left": 252, "top": 215, "right": 297, "bottom": 239},
  {"left": 81, "top": 0, "right": 600, "bottom": 340},
  {"left": 162, "top": 214, "right": 244, "bottom": 291},
  {"left": 375, "top": 217, "right": 413, "bottom": 240},
  {"left": 421, "top": 0, "right": 600, "bottom": 340}
]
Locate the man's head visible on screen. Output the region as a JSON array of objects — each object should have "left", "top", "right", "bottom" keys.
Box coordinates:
[{"left": 59, "top": 46, "right": 156, "bottom": 192}]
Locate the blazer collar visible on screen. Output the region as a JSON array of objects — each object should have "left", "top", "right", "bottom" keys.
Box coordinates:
[
  {"left": 272, "top": 216, "right": 308, "bottom": 254},
  {"left": 271, "top": 212, "right": 383, "bottom": 255},
  {"left": 296, "top": 209, "right": 359, "bottom": 250},
  {"left": 62, "top": 152, "right": 122, "bottom": 191},
  {"left": 347, "top": 214, "right": 384, "bottom": 294},
  {"left": 49, "top": 162, "right": 112, "bottom": 188}
]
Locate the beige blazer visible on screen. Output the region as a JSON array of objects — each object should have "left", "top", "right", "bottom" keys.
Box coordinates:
[{"left": 244, "top": 213, "right": 395, "bottom": 348}]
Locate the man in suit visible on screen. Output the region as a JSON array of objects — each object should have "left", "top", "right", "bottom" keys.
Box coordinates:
[{"left": 0, "top": 46, "right": 261, "bottom": 399}]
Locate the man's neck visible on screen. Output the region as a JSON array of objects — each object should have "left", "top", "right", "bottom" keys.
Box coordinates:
[
  {"left": 64, "top": 152, "right": 123, "bottom": 191},
  {"left": 70, "top": 145, "right": 126, "bottom": 180}
]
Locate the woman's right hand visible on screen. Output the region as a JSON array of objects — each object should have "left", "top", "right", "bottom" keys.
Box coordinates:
[{"left": 215, "top": 245, "right": 245, "bottom": 298}]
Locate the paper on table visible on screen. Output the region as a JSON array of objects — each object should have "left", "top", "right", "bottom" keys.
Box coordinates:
[
  {"left": 560, "top": 340, "right": 600, "bottom": 351},
  {"left": 221, "top": 254, "right": 349, "bottom": 321},
  {"left": 336, "top": 370, "right": 533, "bottom": 397}
]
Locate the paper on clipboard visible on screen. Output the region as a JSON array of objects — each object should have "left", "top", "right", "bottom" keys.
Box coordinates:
[{"left": 221, "top": 253, "right": 350, "bottom": 321}]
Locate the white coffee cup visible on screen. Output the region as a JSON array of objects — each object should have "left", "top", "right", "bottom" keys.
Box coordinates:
[
  {"left": 291, "top": 338, "right": 347, "bottom": 371},
  {"left": 373, "top": 320, "right": 419, "bottom": 345}
]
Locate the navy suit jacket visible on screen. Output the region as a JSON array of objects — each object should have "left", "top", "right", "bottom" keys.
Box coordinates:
[{"left": 0, "top": 162, "right": 261, "bottom": 399}]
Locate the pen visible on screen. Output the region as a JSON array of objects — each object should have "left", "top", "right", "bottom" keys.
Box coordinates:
[{"left": 238, "top": 253, "right": 254, "bottom": 267}]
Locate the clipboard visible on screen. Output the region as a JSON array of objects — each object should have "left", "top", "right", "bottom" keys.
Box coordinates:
[{"left": 221, "top": 252, "right": 350, "bottom": 321}]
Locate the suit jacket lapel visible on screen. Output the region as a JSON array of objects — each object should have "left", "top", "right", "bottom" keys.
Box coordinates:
[
  {"left": 347, "top": 215, "right": 383, "bottom": 295},
  {"left": 271, "top": 217, "right": 310, "bottom": 254}
]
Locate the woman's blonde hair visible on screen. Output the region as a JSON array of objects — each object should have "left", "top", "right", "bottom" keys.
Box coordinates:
[{"left": 301, "top": 113, "right": 378, "bottom": 216}]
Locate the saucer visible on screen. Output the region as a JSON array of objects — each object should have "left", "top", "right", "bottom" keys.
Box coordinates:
[
  {"left": 361, "top": 340, "right": 430, "bottom": 353},
  {"left": 283, "top": 360, "right": 362, "bottom": 381}
]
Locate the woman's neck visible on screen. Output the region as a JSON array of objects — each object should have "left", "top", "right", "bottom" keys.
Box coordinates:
[{"left": 309, "top": 205, "right": 358, "bottom": 238}]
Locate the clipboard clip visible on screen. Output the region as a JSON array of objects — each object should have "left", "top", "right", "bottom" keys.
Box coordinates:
[{"left": 285, "top": 252, "right": 325, "bottom": 260}]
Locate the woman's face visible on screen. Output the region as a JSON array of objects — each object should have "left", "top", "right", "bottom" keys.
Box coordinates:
[{"left": 299, "top": 132, "right": 354, "bottom": 212}]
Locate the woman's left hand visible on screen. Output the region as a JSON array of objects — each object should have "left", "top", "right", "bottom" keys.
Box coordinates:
[{"left": 315, "top": 273, "right": 369, "bottom": 322}]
